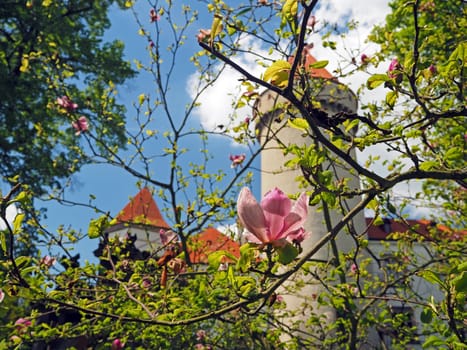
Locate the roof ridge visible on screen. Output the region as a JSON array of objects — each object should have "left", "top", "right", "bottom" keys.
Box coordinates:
[{"left": 115, "top": 187, "right": 170, "bottom": 229}]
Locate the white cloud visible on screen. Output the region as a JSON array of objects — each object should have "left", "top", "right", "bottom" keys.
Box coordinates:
[
  {"left": 0, "top": 204, "right": 18, "bottom": 231},
  {"left": 186, "top": 36, "right": 276, "bottom": 132},
  {"left": 188, "top": 2, "right": 391, "bottom": 130},
  {"left": 188, "top": 3, "right": 436, "bottom": 218}
]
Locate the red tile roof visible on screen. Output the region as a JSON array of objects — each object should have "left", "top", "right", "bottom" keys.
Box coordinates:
[
  {"left": 115, "top": 188, "right": 170, "bottom": 229},
  {"left": 365, "top": 218, "right": 466, "bottom": 241},
  {"left": 189, "top": 227, "right": 240, "bottom": 264}
]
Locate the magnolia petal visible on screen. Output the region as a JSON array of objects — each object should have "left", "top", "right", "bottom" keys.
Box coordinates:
[
  {"left": 244, "top": 231, "right": 264, "bottom": 245},
  {"left": 263, "top": 211, "right": 286, "bottom": 241},
  {"left": 282, "top": 192, "right": 309, "bottom": 236},
  {"left": 237, "top": 188, "right": 268, "bottom": 243},
  {"left": 261, "top": 188, "right": 292, "bottom": 217},
  {"left": 291, "top": 192, "right": 308, "bottom": 218}
]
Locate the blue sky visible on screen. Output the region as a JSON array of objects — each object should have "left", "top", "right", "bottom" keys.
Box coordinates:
[
  {"left": 37, "top": 2, "right": 263, "bottom": 262},
  {"left": 3, "top": 1, "right": 402, "bottom": 263}
]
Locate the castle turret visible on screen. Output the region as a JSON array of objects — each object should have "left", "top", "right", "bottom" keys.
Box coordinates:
[
  {"left": 105, "top": 187, "right": 171, "bottom": 251},
  {"left": 255, "top": 51, "right": 366, "bottom": 336}
]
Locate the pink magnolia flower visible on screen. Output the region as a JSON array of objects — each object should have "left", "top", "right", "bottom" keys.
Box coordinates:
[
  {"left": 71, "top": 116, "right": 89, "bottom": 135},
  {"left": 57, "top": 96, "right": 78, "bottom": 111},
  {"left": 388, "top": 58, "right": 401, "bottom": 79},
  {"left": 196, "top": 29, "right": 211, "bottom": 42},
  {"left": 237, "top": 187, "right": 310, "bottom": 247},
  {"left": 111, "top": 338, "right": 124, "bottom": 350},
  {"left": 15, "top": 318, "right": 31, "bottom": 333},
  {"left": 230, "top": 154, "right": 246, "bottom": 168},
  {"left": 40, "top": 255, "right": 56, "bottom": 268},
  {"left": 0, "top": 289, "right": 4, "bottom": 303},
  {"left": 149, "top": 8, "right": 160, "bottom": 22},
  {"left": 159, "top": 229, "right": 178, "bottom": 246}
]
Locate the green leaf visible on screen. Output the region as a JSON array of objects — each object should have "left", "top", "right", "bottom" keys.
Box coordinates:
[
  {"left": 423, "top": 335, "right": 445, "bottom": 348},
  {"left": 420, "top": 308, "right": 433, "bottom": 324},
  {"left": 263, "top": 60, "right": 291, "bottom": 87},
  {"left": 88, "top": 215, "right": 109, "bottom": 239},
  {"left": 419, "top": 160, "right": 439, "bottom": 171},
  {"left": 445, "top": 147, "right": 463, "bottom": 161},
  {"left": 276, "top": 242, "right": 299, "bottom": 265},
  {"left": 367, "top": 74, "right": 389, "bottom": 89},
  {"left": 236, "top": 243, "right": 257, "bottom": 272},
  {"left": 309, "top": 60, "right": 329, "bottom": 69},
  {"left": 385, "top": 90, "right": 398, "bottom": 108},
  {"left": 287, "top": 117, "right": 309, "bottom": 131},
  {"left": 453, "top": 271, "right": 467, "bottom": 293},
  {"left": 13, "top": 213, "right": 25, "bottom": 234},
  {"left": 281, "top": 0, "right": 298, "bottom": 29},
  {"left": 207, "top": 250, "right": 237, "bottom": 270},
  {"left": 419, "top": 270, "right": 446, "bottom": 290},
  {"left": 0, "top": 231, "right": 6, "bottom": 254},
  {"left": 210, "top": 14, "right": 223, "bottom": 45}
]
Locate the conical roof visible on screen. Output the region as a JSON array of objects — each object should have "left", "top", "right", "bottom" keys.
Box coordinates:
[
  {"left": 115, "top": 187, "right": 170, "bottom": 229},
  {"left": 189, "top": 227, "right": 240, "bottom": 263}
]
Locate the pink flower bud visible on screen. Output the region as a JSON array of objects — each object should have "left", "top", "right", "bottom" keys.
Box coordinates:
[
  {"left": 111, "top": 338, "right": 124, "bottom": 350},
  {"left": 360, "top": 54, "right": 369, "bottom": 64},
  {"left": 149, "top": 9, "right": 160, "bottom": 23},
  {"left": 229, "top": 154, "right": 246, "bottom": 168}
]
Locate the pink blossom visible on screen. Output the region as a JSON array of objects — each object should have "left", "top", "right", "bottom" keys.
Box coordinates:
[
  {"left": 0, "top": 289, "right": 4, "bottom": 303},
  {"left": 360, "top": 54, "right": 369, "bottom": 64},
  {"left": 111, "top": 338, "right": 124, "bottom": 350},
  {"left": 388, "top": 58, "right": 401, "bottom": 79},
  {"left": 57, "top": 96, "right": 78, "bottom": 111},
  {"left": 159, "top": 229, "right": 178, "bottom": 246},
  {"left": 230, "top": 154, "right": 246, "bottom": 168},
  {"left": 40, "top": 255, "right": 56, "bottom": 268},
  {"left": 306, "top": 15, "right": 317, "bottom": 30},
  {"left": 350, "top": 263, "right": 358, "bottom": 274},
  {"left": 150, "top": 9, "right": 160, "bottom": 22},
  {"left": 196, "top": 329, "right": 206, "bottom": 341},
  {"left": 244, "top": 117, "right": 251, "bottom": 125},
  {"left": 196, "top": 29, "right": 211, "bottom": 42},
  {"left": 428, "top": 64, "right": 437, "bottom": 75},
  {"left": 71, "top": 116, "right": 89, "bottom": 135},
  {"left": 15, "top": 318, "right": 31, "bottom": 333},
  {"left": 237, "top": 187, "right": 310, "bottom": 247}
]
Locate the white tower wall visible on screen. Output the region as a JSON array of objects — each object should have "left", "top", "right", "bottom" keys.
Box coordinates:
[{"left": 255, "top": 78, "right": 367, "bottom": 338}]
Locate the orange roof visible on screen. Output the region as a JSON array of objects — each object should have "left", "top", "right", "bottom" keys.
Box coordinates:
[
  {"left": 115, "top": 188, "right": 170, "bottom": 229},
  {"left": 289, "top": 50, "right": 334, "bottom": 80},
  {"left": 365, "top": 218, "right": 466, "bottom": 241},
  {"left": 189, "top": 227, "right": 240, "bottom": 264}
]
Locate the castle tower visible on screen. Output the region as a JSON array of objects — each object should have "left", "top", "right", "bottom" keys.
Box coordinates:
[
  {"left": 254, "top": 52, "right": 366, "bottom": 336},
  {"left": 105, "top": 187, "right": 171, "bottom": 251}
]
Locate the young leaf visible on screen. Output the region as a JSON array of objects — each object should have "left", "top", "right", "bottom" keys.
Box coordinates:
[
  {"left": 367, "top": 74, "right": 389, "bottom": 89},
  {"left": 277, "top": 242, "right": 299, "bottom": 265},
  {"left": 264, "top": 60, "right": 291, "bottom": 87}
]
